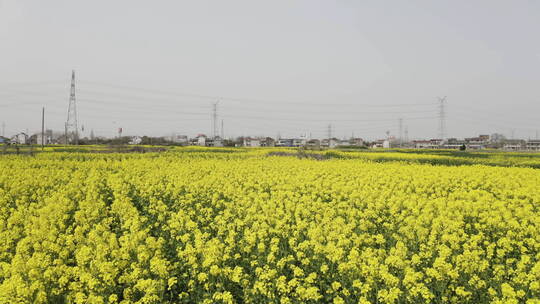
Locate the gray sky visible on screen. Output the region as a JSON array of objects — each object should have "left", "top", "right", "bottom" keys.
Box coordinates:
[{"left": 1, "top": 0, "right": 539, "bottom": 140}]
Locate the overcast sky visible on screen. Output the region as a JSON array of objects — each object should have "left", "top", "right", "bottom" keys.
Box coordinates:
[{"left": 1, "top": 0, "right": 539, "bottom": 140}]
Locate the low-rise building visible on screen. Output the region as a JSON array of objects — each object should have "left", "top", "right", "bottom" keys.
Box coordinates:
[
  {"left": 336, "top": 139, "right": 350, "bottom": 147},
  {"left": 412, "top": 140, "right": 430, "bottom": 149},
  {"left": 306, "top": 139, "right": 320, "bottom": 149},
  {"left": 170, "top": 135, "right": 189, "bottom": 145},
  {"left": 526, "top": 139, "right": 540, "bottom": 151},
  {"left": 292, "top": 138, "right": 307, "bottom": 147},
  {"left": 241, "top": 137, "right": 275, "bottom": 147},
  {"left": 444, "top": 138, "right": 466, "bottom": 149},
  {"left": 371, "top": 139, "right": 389, "bottom": 148},
  {"left": 207, "top": 137, "right": 223, "bottom": 147},
  {"left": 129, "top": 136, "right": 143, "bottom": 145},
  {"left": 336, "top": 138, "right": 364, "bottom": 147},
  {"left": 11, "top": 133, "right": 29, "bottom": 145},
  {"left": 464, "top": 135, "right": 489, "bottom": 149},
  {"left": 243, "top": 137, "right": 261, "bottom": 147},
  {"left": 413, "top": 139, "right": 442, "bottom": 149},
  {"left": 276, "top": 138, "right": 294, "bottom": 147},
  {"left": 321, "top": 138, "right": 339, "bottom": 148},
  {"left": 503, "top": 140, "right": 525, "bottom": 151},
  {"left": 348, "top": 137, "right": 364, "bottom": 146},
  {"left": 196, "top": 134, "right": 206, "bottom": 146},
  {"left": 261, "top": 137, "right": 275, "bottom": 147}
]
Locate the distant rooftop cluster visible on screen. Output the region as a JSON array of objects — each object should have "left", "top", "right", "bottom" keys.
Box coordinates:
[{"left": 2, "top": 130, "right": 539, "bottom": 151}]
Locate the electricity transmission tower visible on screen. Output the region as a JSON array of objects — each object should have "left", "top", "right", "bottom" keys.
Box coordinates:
[
  {"left": 438, "top": 96, "right": 446, "bottom": 143},
  {"left": 211, "top": 101, "right": 219, "bottom": 139},
  {"left": 66, "top": 70, "right": 78, "bottom": 145},
  {"left": 221, "top": 119, "right": 224, "bottom": 139}
]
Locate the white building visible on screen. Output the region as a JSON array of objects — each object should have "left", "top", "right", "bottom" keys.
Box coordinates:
[
  {"left": 412, "top": 139, "right": 443, "bottom": 149},
  {"left": 306, "top": 139, "right": 320, "bottom": 149},
  {"left": 261, "top": 137, "right": 275, "bottom": 147},
  {"left": 276, "top": 138, "right": 293, "bottom": 147},
  {"left": 243, "top": 138, "right": 261, "bottom": 147},
  {"left": 348, "top": 138, "right": 364, "bottom": 146},
  {"left": 12, "top": 133, "right": 28, "bottom": 145},
  {"left": 196, "top": 135, "right": 206, "bottom": 146},
  {"left": 371, "top": 139, "right": 385, "bottom": 148},
  {"left": 207, "top": 138, "right": 223, "bottom": 147},
  {"left": 503, "top": 141, "right": 525, "bottom": 151},
  {"left": 292, "top": 138, "right": 307, "bottom": 147},
  {"left": 463, "top": 135, "right": 489, "bottom": 149},
  {"left": 129, "top": 136, "right": 143, "bottom": 145},
  {"left": 34, "top": 134, "right": 50, "bottom": 145},
  {"left": 321, "top": 138, "right": 338, "bottom": 148},
  {"left": 526, "top": 140, "right": 540, "bottom": 151},
  {"left": 171, "top": 135, "right": 189, "bottom": 144}
]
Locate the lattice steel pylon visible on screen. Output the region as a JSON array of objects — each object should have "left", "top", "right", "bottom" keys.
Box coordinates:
[
  {"left": 66, "top": 70, "right": 78, "bottom": 144},
  {"left": 438, "top": 96, "right": 446, "bottom": 143}
]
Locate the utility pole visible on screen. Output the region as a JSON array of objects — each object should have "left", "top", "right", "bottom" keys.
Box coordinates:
[
  {"left": 399, "top": 118, "right": 403, "bottom": 148},
  {"left": 404, "top": 126, "right": 409, "bottom": 145},
  {"left": 221, "top": 119, "right": 224, "bottom": 139},
  {"left": 41, "top": 107, "right": 45, "bottom": 150},
  {"left": 212, "top": 101, "right": 219, "bottom": 139},
  {"left": 327, "top": 124, "right": 332, "bottom": 148},
  {"left": 438, "top": 96, "right": 447, "bottom": 144},
  {"left": 66, "top": 70, "right": 78, "bottom": 145}
]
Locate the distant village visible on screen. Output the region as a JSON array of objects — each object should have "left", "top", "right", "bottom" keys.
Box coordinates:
[{"left": 1, "top": 130, "right": 540, "bottom": 151}]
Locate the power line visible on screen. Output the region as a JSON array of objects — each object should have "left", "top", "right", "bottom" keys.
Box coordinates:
[
  {"left": 1, "top": 88, "right": 441, "bottom": 116},
  {"left": 0, "top": 80, "right": 65, "bottom": 88},
  {"left": 75, "top": 97, "right": 437, "bottom": 117},
  {"left": 219, "top": 115, "right": 438, "bottom": 123},
  {"left": 5, "top": 89, "right": 538, "bottom": 125},
  {"left": 2, "top": 80, "right": 435, "bottom": 107},
  {"left": 3, "top": 93, "right": 439, "bottom": 120},
  {"left": 0, "top": 101, "right": 44, "bottom": 108},
  {"left": 450, "top": 107, "right": 539, "bottom": 127},
  {"left": 42, "top": 106, "right": 438, "bottom": 127},
  {"left": 76, "top": 80, "right": 439, "bottom": 108}
]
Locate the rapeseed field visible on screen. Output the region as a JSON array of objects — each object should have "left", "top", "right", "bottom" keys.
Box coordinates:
[{"left": 0, "top": 148, "right": 539, "bottom": 303}]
